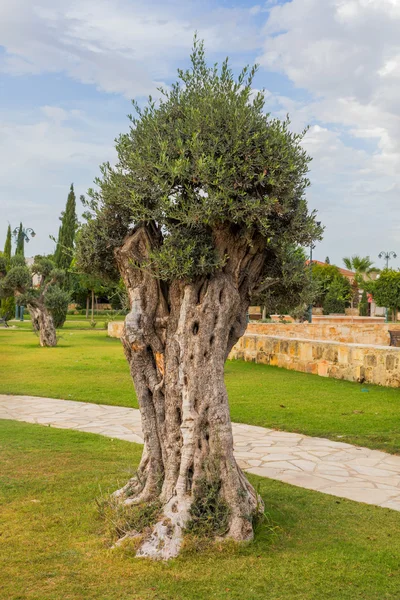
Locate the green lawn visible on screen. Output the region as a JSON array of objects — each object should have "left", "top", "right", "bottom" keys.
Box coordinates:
[
  {"left": 9, "top": 313, "right": 125, "bottom": 331},
  {"left": 1, "top": 420, "right": 400, "bottom": 600},
  {"left": 1, "top": 328, "right": 400, "bottom": 453}
]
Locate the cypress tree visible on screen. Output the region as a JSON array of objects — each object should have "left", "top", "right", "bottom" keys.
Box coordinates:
[
  {"left": 1, "top": 225, "right": 15, "bottom": 321},
  {"left": 4, "top": 225, "right": 11, "bottom": 266},
  {"left": 15, "top": 223, "right": 24, "bottom": 257},
  {"left": 359, "top": 289, "right": 369, "bottom": 316},
  {"left": 54, "top": 184, "right": 77, "bottom": 271}
]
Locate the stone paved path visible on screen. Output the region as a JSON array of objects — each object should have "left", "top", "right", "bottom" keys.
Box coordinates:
[{"left": 2, "top": 394, "right": 400, "bottom": 512}]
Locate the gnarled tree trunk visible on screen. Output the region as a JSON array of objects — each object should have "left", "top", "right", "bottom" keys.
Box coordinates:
[
  {"left": 27, "top": 304, "right": 57, "bottom": 347},
  {"left": 113, "top": 225, "right": 265, "bottom": 559}
]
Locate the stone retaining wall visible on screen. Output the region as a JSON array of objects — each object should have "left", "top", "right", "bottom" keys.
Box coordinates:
[
  {"left": 108, "top": 319, "right": 397, "bottom": 345},
  {"left": 108, "top": 320, "right": 400, "bottom": 387},
  {"left": 247, "top": 322, "right": 400, "bottom": 346},
  {"left": 229, "top": 334, "right": 400, "bottom": 387},
  {"left": 108, "top": 321, "right": 124, "bottom": 338},
  {"left": 269, "top": 315, "right": 385, "bottom": 324}
]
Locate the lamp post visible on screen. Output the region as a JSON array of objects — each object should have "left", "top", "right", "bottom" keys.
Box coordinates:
[
  {"left": 307, "top": 222, "right": 321, "bottom": 324},
  {"left": 12, "top": 226, "right": 36, "bottom": 244},
  {"left": 308, "top": 243, "right": 314, "bottom": 323},
  {"left": 378, "top": 251, "right": 397, "bottom": 323}
]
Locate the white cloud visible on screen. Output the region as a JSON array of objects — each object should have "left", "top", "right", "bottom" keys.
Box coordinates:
[
  {"left": 256, "top": 0, "right": 400, "bottom": 266},
  {"left": 0, "top": 0, "right": 261, "bottom": 98},
  {"left": 0, "top": 105, "right": 117, "bottom": 254}
]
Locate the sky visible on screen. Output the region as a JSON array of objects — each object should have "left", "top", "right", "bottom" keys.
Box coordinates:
[{"left": 1, "top": 0, "right": 400, "bottom": 269}]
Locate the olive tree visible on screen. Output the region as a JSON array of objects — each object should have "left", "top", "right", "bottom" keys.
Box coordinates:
[
  {"left": 77, "top": 41, "right": 321, "bottom": 559},
  {"left": 0, "top": 255, "right": 69, "bottom": 346}
]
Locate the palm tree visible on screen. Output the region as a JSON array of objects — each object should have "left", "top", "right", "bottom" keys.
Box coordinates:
[
  {"left": 343, "top": 255, "right": 376, "bottom": 275},
  {"left": 343, "top": 255, "right": 378, "bottom": 311}
]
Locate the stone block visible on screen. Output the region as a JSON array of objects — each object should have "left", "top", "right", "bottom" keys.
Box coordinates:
[
  {"left": 351, "top": 348, "right": 363, "bottom": 362},
  {"left": 279, "top": 340, "right": 289, "bottom": 354},
  {"left": 108, "top": 321, "right": 124, "bottom": 338},
  {"left": 256, "top": 337, "right": 267, "bottom": 352},
  {"left": 306, "top": 362, "right": 318, "bottom": 375},
  {"left": 326, "top": 347, "right": 338, "bottom": 363},
  {"left": 256, "top": 351, "right": 270, "bottom": 365},
  {"left": 338, "top": 347, "right": 349, "bottom": 365},
  {"left": 300, "top": 343, "right": 313, "bottom": 361},
  {"left": 365, "top": 354, "right": 377, "bottom": 367},
  {"left": 269, "top": 354, "right": 279, "bottom": 367},
  {"left": 355, "top": 366, "right": 366, "bottom": 383},
  {"left": 386, "top": 354, "right": 396, "bottom": 371},
  {"left": 244, "top": 336, "right": 256, "bottom": 351},
  {"left": 318, "top": 361, "right": 329, "bottom": 377},
  {"left": 313, "top": 345, "right": 324, "bottom": 360}
]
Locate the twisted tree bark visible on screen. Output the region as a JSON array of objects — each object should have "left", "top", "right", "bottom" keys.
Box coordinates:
[
  {"left": 27, "top": 303, "right": 57, "bottom": 347},
  {"left": 113, "top": 225, "right": 265, "bottom": 559},
  {"left": 23, "top": 276, "right": 58, "bottom": 347}
]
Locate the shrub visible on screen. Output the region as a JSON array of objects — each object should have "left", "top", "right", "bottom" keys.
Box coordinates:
[{"left": 0, "top": 296, "right": 15, "bottom": 321}]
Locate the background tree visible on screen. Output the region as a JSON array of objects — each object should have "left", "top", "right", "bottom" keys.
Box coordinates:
[
  {"left": 323, "top": 278, "right": 350, "bottom": 314},
  {"left": 0, "top": 225, "right": 14, "bottom": 321},
  {"left": 311, "top": 263, "right": 351, "bottom": 308},
  {"left": 77, "top": 41, "right": 321, "bottom": 559},
  {"left": 366, "top": 270, "right": 400, "bottom": 322},
  {"left": 15, "top": 223, "right": 24, "bottom": 257},
  {"left": 350, "top": 279, "right": 360, "bottom": 309},
  {"left": 325, "top": 256, "right": 330, "bottom": 264},
  {"left": 254, "top": 245, "right": 319, "bottom": 320},
  {"left": 54, "top": 184, "right": 77, "bottom": 271},
  {"left": 359, "top": 289, "right": 369, "bottom": 316},
  {"left": 70, "top": 271, "right": 111, "bottom": 319},
  {"left": 0, "top": 255, "right": 69, "bottom": 345},
  {"left": 4, "top": 225, "right": 11, "bottom": 267}
]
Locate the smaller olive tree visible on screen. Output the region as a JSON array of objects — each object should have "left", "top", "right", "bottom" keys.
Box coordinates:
[{"left": 0, "top": 256, "right": 69, "bottom": 346}]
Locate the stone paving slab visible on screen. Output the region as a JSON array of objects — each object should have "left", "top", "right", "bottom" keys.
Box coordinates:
[{"left": 2, "top": 394, "right": 400, "bottom": 512}]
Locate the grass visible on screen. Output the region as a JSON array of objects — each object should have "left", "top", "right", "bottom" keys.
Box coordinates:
[
  {"left": 1, "top": 327, "right": 400, "bottom": 453},
  {"left": 0, "top": 328, "right": 133, "bottom": 406},
  {"left": 1, "top": 419, "right": 400, "bottom": 600},
  {"left": 10, "top": 313, "right": 125, "bottom": 331}
]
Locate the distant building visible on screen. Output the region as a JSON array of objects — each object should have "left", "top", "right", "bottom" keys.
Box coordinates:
[{"left": 25, "top": 257, "right": 40, "bottom": 287}]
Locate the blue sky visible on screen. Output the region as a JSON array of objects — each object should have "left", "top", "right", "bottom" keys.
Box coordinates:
[{"left": 1, "top": 0, "right": 400, "bottom": 269}]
